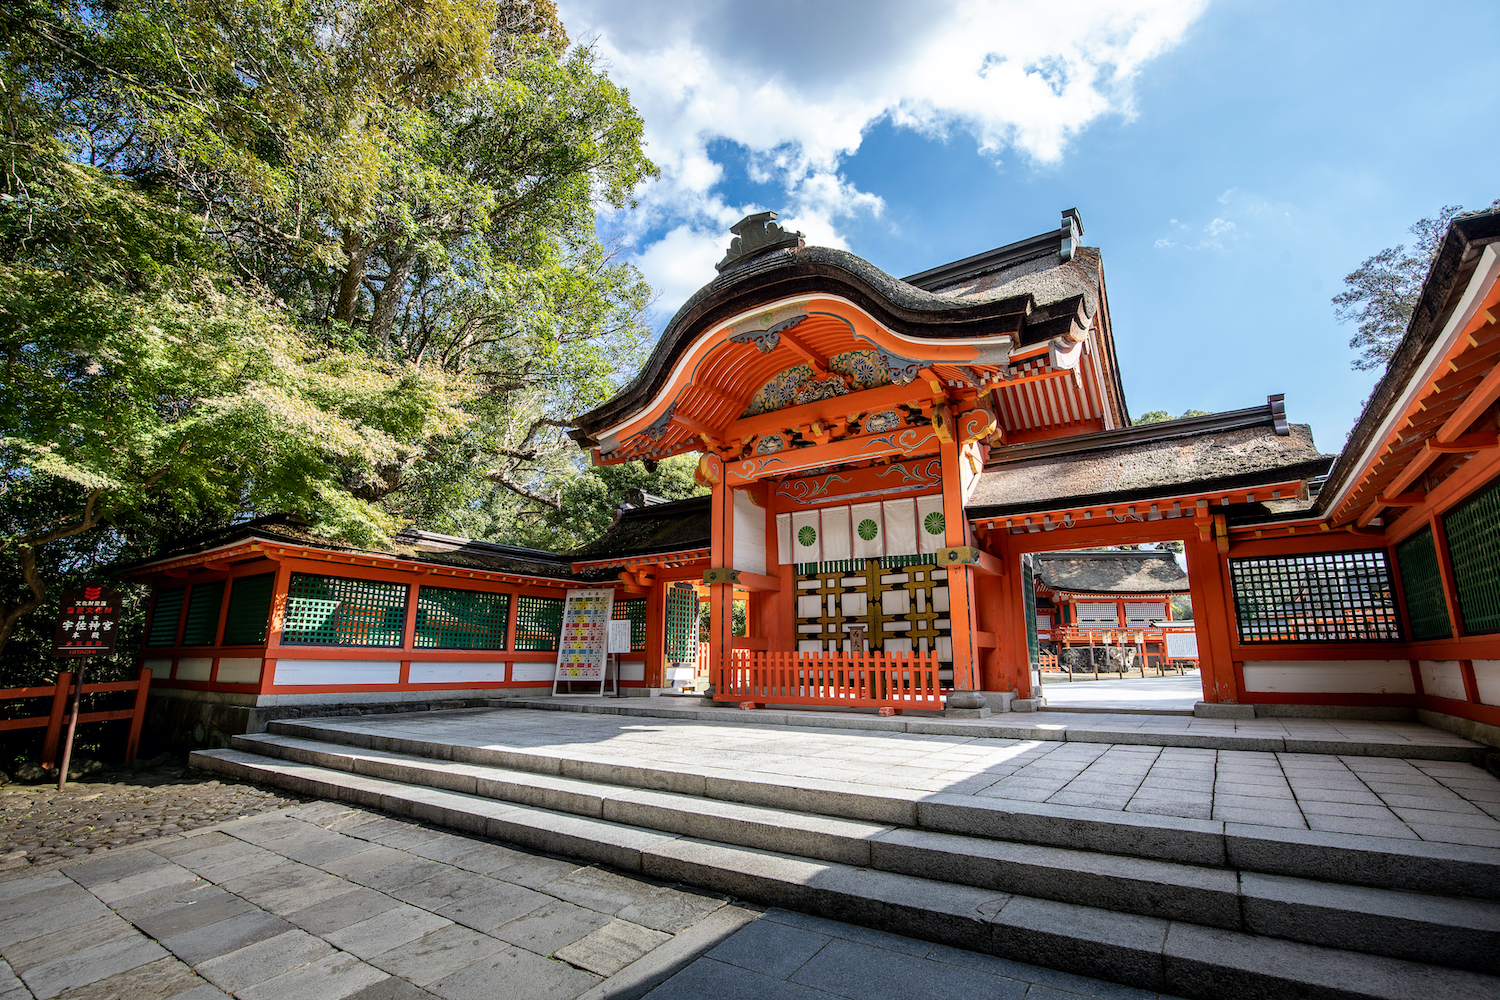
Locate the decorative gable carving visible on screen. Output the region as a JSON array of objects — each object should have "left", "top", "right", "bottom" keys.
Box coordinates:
[{"left": 716, "top": 212, "right": 805, "bottom": 272}]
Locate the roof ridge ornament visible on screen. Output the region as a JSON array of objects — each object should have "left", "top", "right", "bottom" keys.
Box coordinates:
[{"left": 716, "top": 211, "right": 805, "bottom": 272}]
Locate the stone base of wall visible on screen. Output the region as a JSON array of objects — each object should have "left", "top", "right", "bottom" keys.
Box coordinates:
[
  {"left": 1417, "top": 707, "right": 1500, "bottom": 751},
  {"left": 1250, "top": 703, "right": 1415, "bottom": 721},
  {"left": 145, "top": 687, "right": 552, "bottom": 755}
]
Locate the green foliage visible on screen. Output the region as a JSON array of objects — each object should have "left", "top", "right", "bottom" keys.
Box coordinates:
[
  {"left": 1132, "top": 409, "right": 1210, "bottom": 425},
  {"left": 1334, "top": 203, "right": 1497, "bottom": 372},
  {"left": 0, "top": 0, "right": 661, "bottom": 674}
]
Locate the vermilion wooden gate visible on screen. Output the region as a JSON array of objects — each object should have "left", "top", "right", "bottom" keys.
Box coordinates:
[{"left": 716, "top": 649, "right": 943, "bottom": 711}]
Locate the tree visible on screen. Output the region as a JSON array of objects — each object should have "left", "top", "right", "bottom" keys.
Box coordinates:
[
  {"left": 0, "top": 76, "right": 467, "bottom": 659},
  {"left": 1333, "top": 203, "right": 1496, "bottom": 372},
  {"left": 1133, "top": 409, "right": 1209, "bottom": 425}
]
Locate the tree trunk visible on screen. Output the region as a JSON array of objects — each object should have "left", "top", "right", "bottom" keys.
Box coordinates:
[
  {"left": 335, "top": 232, "right": 369, "bottom": 327},
  {"left": 0, "top": 546, "right": 46, "bottom": 659},
  {"left": 369, "top": 242, "right": 416, "bottom": 348}
]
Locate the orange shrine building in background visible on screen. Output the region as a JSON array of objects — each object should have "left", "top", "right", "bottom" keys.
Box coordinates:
[{"left": 124, "top": 207, "right": 1500, "bottom": 748}]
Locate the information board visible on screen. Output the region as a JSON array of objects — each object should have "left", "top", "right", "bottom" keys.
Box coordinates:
[
  {"left": 553, "top": 588, "right": 614, "bottom": 694},
  {"left": 1165, "top": 631, "right": 1200, "bottom": 658},
  {"left": 53, "top": 586, "right": 124, "bottom": 656},
  {"left": 609, "top": 619, "right": 634, "bottom": 655}
]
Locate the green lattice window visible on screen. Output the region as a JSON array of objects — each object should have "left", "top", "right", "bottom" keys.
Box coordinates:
[
  {"left": 415, "top": 586, "right": 509, "bottom": 650},
  {"left": 222, "top": 574, "right": 275, "bottom": 645},
  {"left": 146, "top": 586, "right": 185, "bottom": 646},
  {"left": 666, "top": 584, "right": 699, "bottom": 663},
  {"left": 1022, "top": 553, "right": 1040, "bottom": 666},
  {"left": 282, "top": 573, "right": 407, "bottom": 647},
  {"left": 1395, "top": 527, "right": 1452, "bottom": 641},
  {"left": 181, "top": 581, "right": 226, "bottom": 645},
  {"left": 514, "top": 594, "right": 564, "bottom": 651},
  {"left": 1228, "top": 549, "right": 1401, "bottom": 643},
  {"left": 1443, "top": 474, "right": 1500, "bottom": 634},
  {"left": 614, "top": 598, "right": 647, "bottom": 651}
]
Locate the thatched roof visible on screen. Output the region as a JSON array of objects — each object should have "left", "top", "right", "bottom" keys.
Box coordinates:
[
  {"left": 567, "top": 496, "right": 711, "bottom": 564},
  {"left": 967, "top": 404, "right": 1334, "bottom": 518},
  {"left": 119, "top": 515, "right": 581, "bottom": 581},
  {"left": 1034, "top": 550, "right": 1189, "bottom": 595}
]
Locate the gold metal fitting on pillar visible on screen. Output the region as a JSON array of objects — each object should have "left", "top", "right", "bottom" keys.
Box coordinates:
[
  {"left": 702, "top": 567, "right": 741, "bottom": 585},
  {"left": 934, "top": 545, "right": 982, "bottom": 566}
]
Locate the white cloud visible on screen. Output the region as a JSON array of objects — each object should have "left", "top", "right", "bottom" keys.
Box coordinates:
[
  {"left": 1155, "top": 189, "right": 1293, "bottom": 252},
  {"left": 561, "top": 0, "right": 1209, "bottom": 316}
]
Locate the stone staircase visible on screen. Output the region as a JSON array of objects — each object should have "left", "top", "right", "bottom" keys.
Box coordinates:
[{"left": 190, "top": 715, "right": 1500, "bottom": 1000}]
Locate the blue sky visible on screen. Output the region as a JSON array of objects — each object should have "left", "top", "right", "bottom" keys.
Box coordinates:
[{"left": 559, "top": 0, "right": 1500, "bottom": 455}]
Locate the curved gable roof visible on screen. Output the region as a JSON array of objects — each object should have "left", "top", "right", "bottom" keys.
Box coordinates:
[{"left": 571, "top": 227, "right": 1118, "bottom": 444}]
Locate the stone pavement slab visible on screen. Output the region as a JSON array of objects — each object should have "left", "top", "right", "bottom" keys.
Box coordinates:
[
  {"left": 0, "top": 799, "right": 1192, "bottom": 1000},
  {"left": 276, "top": 707, "right": 1500, "bottom": 848}
]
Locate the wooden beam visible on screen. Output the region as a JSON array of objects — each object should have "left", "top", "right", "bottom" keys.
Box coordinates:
[
  {"left": 722, "top": 382, "right": 921, "bottom": 442},
  {"left": 1374, "top": 491, "right": 1425, "bottom": 507},
  {"left": 778, "top": 329, "right": 830, "bottom": 374},
  {"left": 1437, "top": 364, "right": 1500, "bottom": 443},
  {"left": 725, "top": 425, "right": 942, "bottom": 484},
  {"left": 1428, "top": 431, "right": 1500, "bottom": 453}
]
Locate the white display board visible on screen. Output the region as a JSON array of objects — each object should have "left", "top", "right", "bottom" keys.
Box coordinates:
[
  {"left": 609, "top": 619, "right": 634, "bottom": 654},
  {"left": 1165, "top": 632, "right": 1200, "bottom": 658},
  {"left": 553, "top": 588, "right": 614, "bottom": 695}
]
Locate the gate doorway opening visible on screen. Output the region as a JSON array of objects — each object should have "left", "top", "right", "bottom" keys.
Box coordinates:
[{"left": 1025, "top": 545, "right": 1201, "bottom": 712}]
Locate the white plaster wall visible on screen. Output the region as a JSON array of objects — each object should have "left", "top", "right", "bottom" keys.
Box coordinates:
[
  {"left": 776, "top": 513, "right": 791, "bottom": 565},
  {"left": 272, "top": 659, "right": 401, "bottom": 686},
  {"left": 1241, "top": 660, "right": 1415, "bottom": 694},
  {"left": 408, "top": 662, "right": 508, "bottom": 684},
  {"left": 142, "top": 659, "right": 172, "bottom": 678},
  {"left": 175, "top": 657, "right": 212, "bottom": 681},
  {"left": 732, "top": 490, "right": 766, "bottom": 575},
  {"left": 619, "top": 660, "right": 645, "bottom": 681},
  {"left": 511, "top": 661, "right": 555, "bottom": 682},
  {"left": 1473, "top": 660, "right": 1500, "bottom": 706},
  {"left": 215, "top": 658, "right": 262, "bottom": 684},
  {"left": 1418, "top": 660, "right": 1468, "bottom": 702}
]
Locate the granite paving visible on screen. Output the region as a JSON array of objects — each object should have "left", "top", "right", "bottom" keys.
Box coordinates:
[
  {"left": 282, "top": 707, "right": 1500, "bottom": 848},
  {"left": 0, "top": 803, "right": 1183, "bottom": 999}
]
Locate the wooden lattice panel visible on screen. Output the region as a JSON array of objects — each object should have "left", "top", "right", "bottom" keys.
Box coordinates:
[
  {"left": 147, "top": 587, "right": 185, "bottom": 646},
  {"left": 415, "top": 586, "right": 510, "bottom": 650},
  {"left": 283, "top": 573, "right": 407, "bottom": 647},
  {"left": 795, "top": 560, "right": 951, "bottom": 660},
  {"left": 514, "top": 594, "right": 565, "bottom": 651},
  {"left": 614, "top": 598, "right": 648, "bottom": 652},
  {"left": 1444, "top": 474, "right": 1500, "bottom": 634}
]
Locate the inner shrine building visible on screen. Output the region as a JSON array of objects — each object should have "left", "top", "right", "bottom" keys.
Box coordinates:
[{"left": 126, "top": 207, "right": 1500, "bottom": 746}]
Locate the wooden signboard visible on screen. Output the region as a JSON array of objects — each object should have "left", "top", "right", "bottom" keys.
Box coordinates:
[{"left": 553, "top": 588, "right": 614, "bottom": 695}]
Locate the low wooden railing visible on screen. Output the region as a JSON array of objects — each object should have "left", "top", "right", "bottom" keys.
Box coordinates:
[
  {"left": 0, "top": 668, "right": 152, "bottom": 765},
  {"left": 716, "top": 650, "right": 943, "bottom": 712}
]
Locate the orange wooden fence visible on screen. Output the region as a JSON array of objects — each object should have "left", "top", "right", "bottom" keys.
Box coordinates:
[
  {"left": 716, "top": 650, "right": 943, "bottom": 712},
  {"left": 0, "top": 668, "right": 152, "bottom": 765}
]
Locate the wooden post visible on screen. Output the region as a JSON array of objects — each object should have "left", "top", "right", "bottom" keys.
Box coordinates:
[
  {"left": 1185, "top": 532, "right": 1240, "bottom": 703},
  {"left": 41, "top": 671, "right": 71, "bottom": 767},
  {"left": 57, "top": 661, "right": 85, "bottom": 791},
  {"left": 705, "top": 457, "right": 735, "bottom": 687},
  {"left": 124, "top": 667, "right": 151, "bottom": 763},
  {"left": 938, "top": 435, "right": 978, "bottom": 691}
]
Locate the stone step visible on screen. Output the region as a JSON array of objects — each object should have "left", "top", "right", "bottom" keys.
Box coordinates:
[
  {"left": 191, "top": 747, "right": 1500, "bottom": 999},
  {"left": 218, "top": 736, "right": 1500, "bottom": 974},
  {"left": 257, "top": 721, "right": 1500, "bottom": 902},
  {"left": 488, "top": 696, "right": 1484, "bottom": 761}
]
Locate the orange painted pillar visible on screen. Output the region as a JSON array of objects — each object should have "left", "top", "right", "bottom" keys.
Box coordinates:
[
  {"left": 939, "top": 435, "right": 978, "bottom": 691},
  {"left": 1185, "top": 532, "right": 1239, "bottom": 703},
  {"left": 644, "top": 579, "right": 665, "bottom": 688},
  {"left": 703, "top": 455, "right": 735, "bottom": 681}
]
